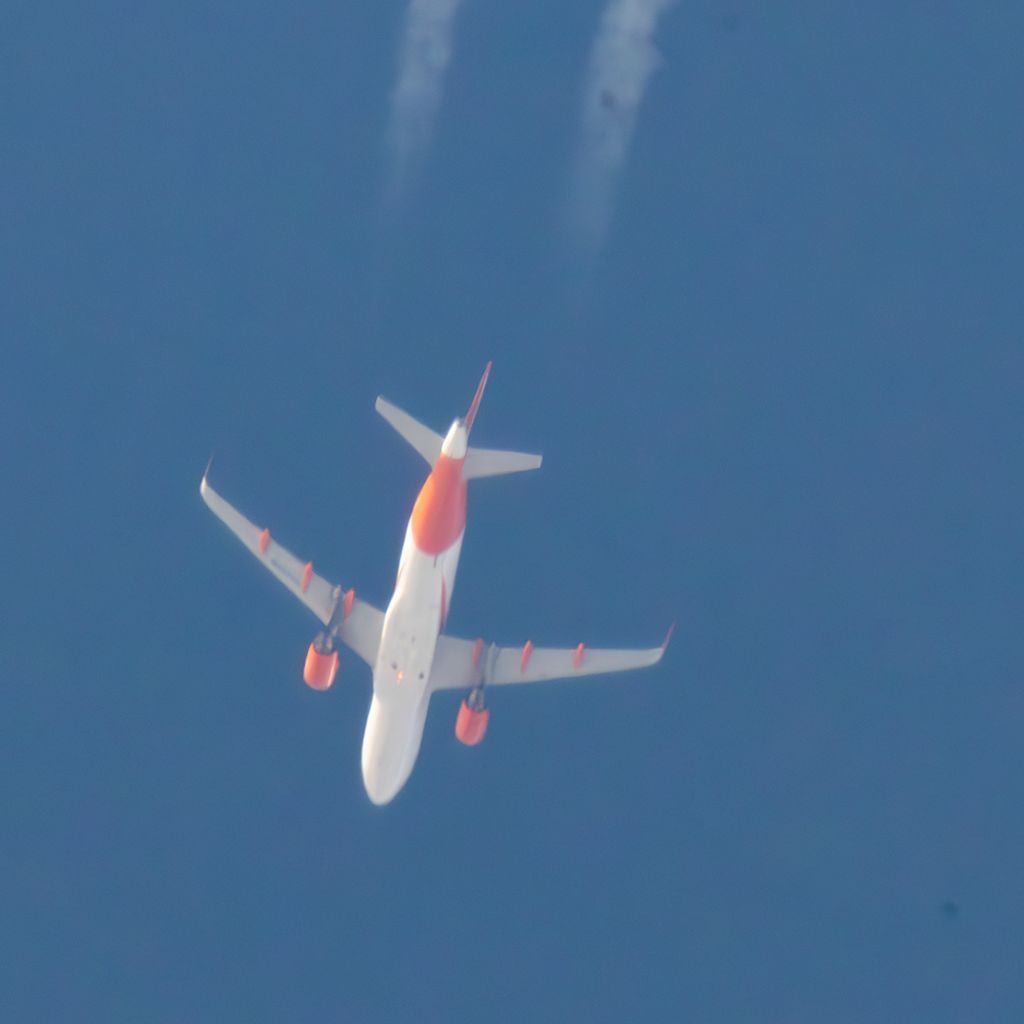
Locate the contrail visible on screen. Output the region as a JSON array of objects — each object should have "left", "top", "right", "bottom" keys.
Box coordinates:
[
  {"left": 570, "top": 0, "right": 676, "bottom": 254},
  {"left": 386, "top": 0, "right": 465, "bottom": 201}
]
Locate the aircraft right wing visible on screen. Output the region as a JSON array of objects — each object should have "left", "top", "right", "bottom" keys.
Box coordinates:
[
  {"left": 200, "top": 470, "right": 384, "bottom": 667},
  {"left": 429, "top": 629, "right": 671, "bottom": 692}
]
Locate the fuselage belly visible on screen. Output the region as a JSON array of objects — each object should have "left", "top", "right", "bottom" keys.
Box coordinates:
[{"left": 361, "top": 424, "right": 467, "bottom": 804}]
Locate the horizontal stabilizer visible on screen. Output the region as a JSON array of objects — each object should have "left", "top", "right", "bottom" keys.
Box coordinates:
[
  {"left": 464, "top": 446, "right": 542, "bottom": 479},
  {"left": 375, "top": 397, "right": 443, "bottom": 467}
]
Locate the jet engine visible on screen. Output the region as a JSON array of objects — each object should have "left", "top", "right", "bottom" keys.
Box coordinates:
[
  {"left": 455, "top": 687, "right": 489, "bottom": 746},
  {"left": 303, "top": 634, "right": 339, "bottom": 691}
]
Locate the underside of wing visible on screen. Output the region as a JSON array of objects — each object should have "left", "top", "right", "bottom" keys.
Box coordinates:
[
  {"left": 200, "top": 470, "right": 383, "bottom": 666},
  {"left": 430, "top": 629, "right": 671, "bottom": 692}
]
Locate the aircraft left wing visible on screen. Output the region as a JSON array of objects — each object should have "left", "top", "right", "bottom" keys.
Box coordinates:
[
  {"left": 200, "top": 471, "right": 384, "bottom": 666},
  {"left": 429, "top": 628, "right": 671, "bottom": 692}
]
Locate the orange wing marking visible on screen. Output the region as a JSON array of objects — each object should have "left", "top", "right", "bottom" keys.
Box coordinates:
[{"left": 520, "top": 640, "right": 533, "bottom": 673}]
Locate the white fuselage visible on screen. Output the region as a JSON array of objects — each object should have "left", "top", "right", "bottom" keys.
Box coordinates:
[{"left": 360, "top": 422, "right": 467, "bottom": 804}]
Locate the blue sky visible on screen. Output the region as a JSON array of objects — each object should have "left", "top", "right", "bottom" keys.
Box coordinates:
[{"left": 2, "top": 3, "right": 1023, "bottom": 1020}]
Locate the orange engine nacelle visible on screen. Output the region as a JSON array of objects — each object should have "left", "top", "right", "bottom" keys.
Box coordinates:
[
  {"left": 303, "top": 637, "right": 339, "bottom": 691},
  {"left": 455, "top": 689, "right": 489, "bottom": 746}
]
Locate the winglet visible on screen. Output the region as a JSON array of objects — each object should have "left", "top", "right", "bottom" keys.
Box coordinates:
[
  {"left": 200, "top": 453, "right": 216, "bottom": 496},
  {"left": 464, "top": 361, "right": 492, "bottom": 434},
  {"left": 661, "top": 622, "right": 676, "bottom": 652}
]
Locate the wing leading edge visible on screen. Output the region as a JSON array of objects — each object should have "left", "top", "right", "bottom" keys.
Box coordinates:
[
  {"left": 430, "top": 627, "right": 671, "bottom": 692},
  {"left": 199, "top": 470, "right": 384, "bottom": 666}
]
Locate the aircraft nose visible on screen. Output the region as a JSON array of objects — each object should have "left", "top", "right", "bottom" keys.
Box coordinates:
[
  {"left": 361, "top": 757, "right": 402, "bottom": 806},
  {"left": 361, "top": 699, "right": 404, "bottom": 806},
  {"left": 360, "top": 692, "right": 427, "bottom": 806}
]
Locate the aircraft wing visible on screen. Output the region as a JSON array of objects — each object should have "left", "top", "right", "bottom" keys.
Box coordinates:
[
  {"left": 429, "top": 628, "right": 671, "bottom": 691},
  {"left": 200, "top": 472, "right": 384, "bottom": 667}
]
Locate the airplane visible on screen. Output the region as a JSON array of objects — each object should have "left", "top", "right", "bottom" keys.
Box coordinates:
[{"left": 200, "top": 363, "right": 671, "bottom": 804}]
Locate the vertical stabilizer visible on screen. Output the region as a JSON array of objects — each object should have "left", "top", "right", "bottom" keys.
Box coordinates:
[{"left": 464, "top": 361, "right": 492, "bottom": 434}]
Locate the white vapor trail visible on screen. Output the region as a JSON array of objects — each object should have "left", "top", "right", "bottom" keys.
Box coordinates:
[
  {"left": 571, "top": 0, "right": 676, "bottom": 254},
  {"left": 387, "top": 0, "right": 465, "bottom": 200}
]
